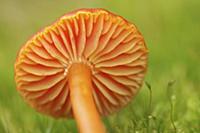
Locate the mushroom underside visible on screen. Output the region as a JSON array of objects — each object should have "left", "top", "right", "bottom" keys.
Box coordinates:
[{"left": 15, "top": 9, "right": 148, "bottom": 118}]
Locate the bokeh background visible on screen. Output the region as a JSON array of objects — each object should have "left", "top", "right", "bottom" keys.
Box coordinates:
[{"left": 0, "top": 0, "right": 199, "bottom": 132}]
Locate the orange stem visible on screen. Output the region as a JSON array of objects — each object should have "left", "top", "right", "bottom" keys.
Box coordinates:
[{"left": 68, "top": 63, "right": 106, "bottom": 133}]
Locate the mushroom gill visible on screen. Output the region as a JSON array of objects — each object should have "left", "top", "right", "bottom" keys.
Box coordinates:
[{"left": 15, "top": 8, "right": 148, "bottom": 119}]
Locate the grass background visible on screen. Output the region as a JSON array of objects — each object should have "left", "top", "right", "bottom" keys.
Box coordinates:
[{"left": 0, "top": 0, "right": 200, "bottom": 132}]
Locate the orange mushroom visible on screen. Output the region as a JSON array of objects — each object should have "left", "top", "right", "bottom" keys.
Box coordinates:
[{"left": 15, "top": 8, "right": 148, "bottom": 133}]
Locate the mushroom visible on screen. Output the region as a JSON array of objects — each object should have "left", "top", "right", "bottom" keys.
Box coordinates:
[{"left": 15, "top": 8, "right": 148, "bottom": 133}]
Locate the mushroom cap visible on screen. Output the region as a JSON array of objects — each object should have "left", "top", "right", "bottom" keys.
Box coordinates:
[{"left": 15, "top": 8, "right": 148, "bottom": 118}]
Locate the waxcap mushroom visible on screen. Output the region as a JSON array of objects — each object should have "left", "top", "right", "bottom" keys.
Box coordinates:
[{"left": 15, "top": 8, "right": 148, "bottom": 133}]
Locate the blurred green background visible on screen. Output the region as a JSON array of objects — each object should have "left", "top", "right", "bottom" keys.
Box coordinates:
[{"left": 0, "top": 0, "right": 199, "bottom": 132}]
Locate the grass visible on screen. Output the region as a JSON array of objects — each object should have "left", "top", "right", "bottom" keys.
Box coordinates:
[{"left": 0, "top": 0, "right": 200, "bottom": 132}]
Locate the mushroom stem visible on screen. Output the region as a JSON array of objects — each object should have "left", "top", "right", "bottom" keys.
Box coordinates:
[{"left": 68, "top": 63, "right": 106, "bottom": 133}]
